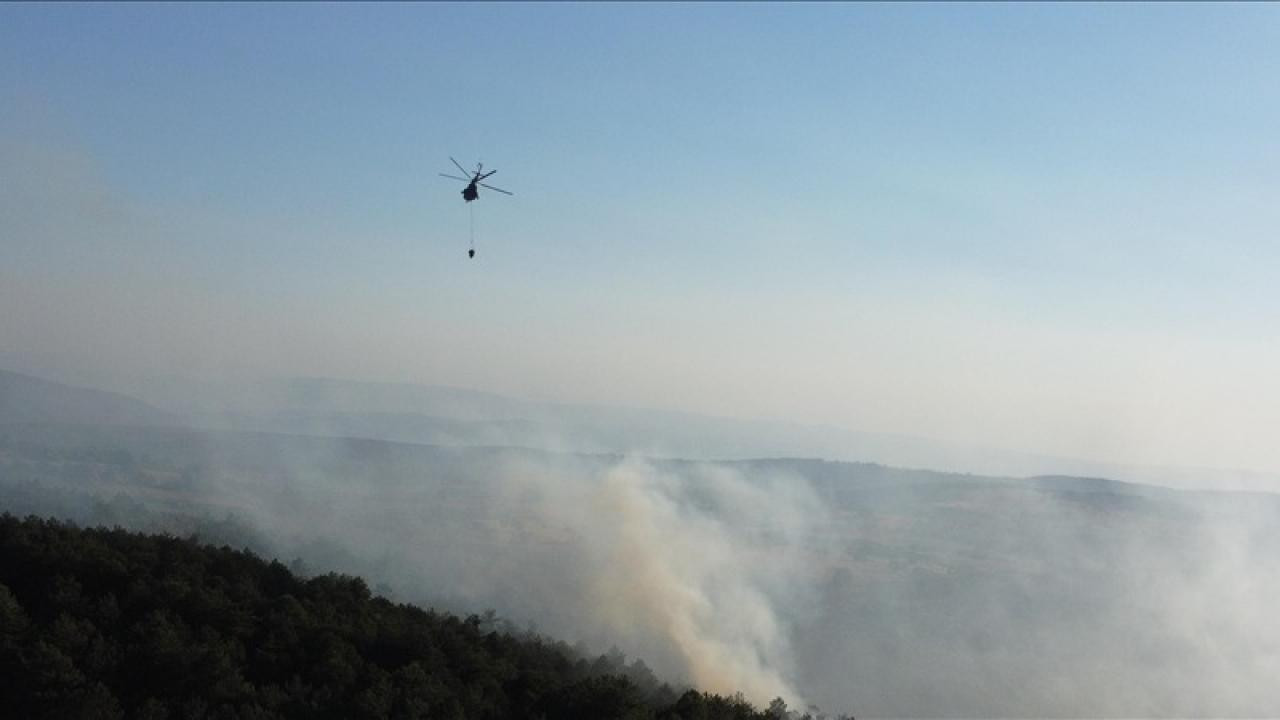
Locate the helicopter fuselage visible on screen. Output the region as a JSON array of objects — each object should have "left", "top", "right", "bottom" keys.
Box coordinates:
[{"left": 442, "top": 159, "right": 508, "bottom": 203}]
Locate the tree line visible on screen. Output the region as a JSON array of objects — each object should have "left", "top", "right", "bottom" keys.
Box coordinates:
[{"left": 0, "top": 513, "right": 847, "bottom": 719}]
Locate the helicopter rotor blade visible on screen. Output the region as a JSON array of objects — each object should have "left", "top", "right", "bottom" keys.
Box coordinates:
[
  {"left": 450, "top": 156, "right": 470, "bottom": 176},
  {"left": 479, "top": 170, "right": 497, "bottom": 180},
  {"left": 478, "top": 183, "right": 513, "bottom": 195},
  {"left": 439, "top": 173, "right": 471, "bottom": 182}
]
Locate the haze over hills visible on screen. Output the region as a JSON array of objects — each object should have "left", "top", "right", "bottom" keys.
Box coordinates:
[
  {"left": 4, "top": 367, "right": 1280, "bottom": 716},
  {"left": 0, "top": 368, "right": 176, "bottom": 428},
  {"left": 4, "top": 367, "right": 1276, "bottom": 494}
]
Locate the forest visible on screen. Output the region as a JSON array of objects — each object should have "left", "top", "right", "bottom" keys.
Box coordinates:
[{"left": 0, "top": 513, "right": 840, "bottom": 720}]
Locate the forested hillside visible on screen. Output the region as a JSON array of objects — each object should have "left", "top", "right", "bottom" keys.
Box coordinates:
[
  {"left": 0, "top": 514, "right": 815, "bottom": 720},
  {"left": 8, "top": 418, "right": 1280, "bottom": 716}
]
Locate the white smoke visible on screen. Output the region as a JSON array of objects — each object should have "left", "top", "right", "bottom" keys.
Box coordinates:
[{"left": 487, "top": 456, "right": 830, "bottom": 707}]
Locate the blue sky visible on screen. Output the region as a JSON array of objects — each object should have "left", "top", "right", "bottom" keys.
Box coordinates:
[{"left": 3, "top": 3, "right": 1279, "bottom": 473}]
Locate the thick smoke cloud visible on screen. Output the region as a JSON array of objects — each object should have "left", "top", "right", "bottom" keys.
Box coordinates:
[
  {"left": 111, "top": 434, "right": 826, "bottom": 707},
  {"left": 490, "top": 458, "right": 827, "bottom": 705}
]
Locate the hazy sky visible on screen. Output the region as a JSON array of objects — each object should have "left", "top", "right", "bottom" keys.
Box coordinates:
[{"left": 3, "top": 3, "right": 1279, "bottom": 473}]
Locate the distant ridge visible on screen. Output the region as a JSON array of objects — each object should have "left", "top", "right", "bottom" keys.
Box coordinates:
[
  {"left": 7, "top": 367, "right": 1280, "bottom": 493},
  {"left": 0, "top": 368, "right": 177, "bottom": 428}
]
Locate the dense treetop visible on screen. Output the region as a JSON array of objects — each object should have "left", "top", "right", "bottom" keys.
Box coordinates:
[{"left": 0, "top": 514, "right": 811, "bottom": 720}]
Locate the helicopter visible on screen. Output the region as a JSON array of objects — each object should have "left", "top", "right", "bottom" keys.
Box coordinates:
[
  {"left": 440, "top": 157, "right": 512, "bottom": 258},
  {"left": 439, "top": 157, "right": 513, "bottom": 203}
]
